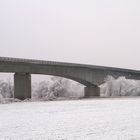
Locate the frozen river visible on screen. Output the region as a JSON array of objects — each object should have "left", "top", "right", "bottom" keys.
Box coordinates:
[{"left": 0, "top": 98, "right": 140, "bottom": 140}]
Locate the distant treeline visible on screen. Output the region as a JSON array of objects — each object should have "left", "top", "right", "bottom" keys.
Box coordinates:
[{"left": 0, "top": 76, "right": 140, "bottom": 102}]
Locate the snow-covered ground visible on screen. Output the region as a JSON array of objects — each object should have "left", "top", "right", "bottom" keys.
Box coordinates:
[{"left": 0, "top": 98, "right": 140, "bottom": 140}]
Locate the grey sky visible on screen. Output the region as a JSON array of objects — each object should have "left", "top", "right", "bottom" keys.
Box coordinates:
[{"left": 0, "top": 0, "right": 140, "bottom": 70}]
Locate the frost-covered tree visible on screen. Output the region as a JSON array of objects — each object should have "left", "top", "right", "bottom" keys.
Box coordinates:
[
  {"left": 0, "top": 79, "right": 14, "bottom": 98},
  {"left": 49, "top": 77, "right": 84, "bottom": 97},
  {"left": 32, "top": 76, "right": 84, "bottom": 99},
  {"left": 49, "top": 77, "right": 70, "bottom": 97},
  {"left": 101, "top": 76, "right": 115, "bottom": 96},
  {"left": 100, "top": 76, "right": 140, "bottom": 97},
  {"left": 32, "top": 81, "right": 50, "bottom": 98}
]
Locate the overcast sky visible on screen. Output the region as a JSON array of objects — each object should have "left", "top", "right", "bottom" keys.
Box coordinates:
[{"left": 0, "top": 0, "right": 140, "bottom": 70}]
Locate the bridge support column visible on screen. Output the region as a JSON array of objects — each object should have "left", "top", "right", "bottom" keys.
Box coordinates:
[
  {"left": 84, "top": 86, "right": 100, "bottom": 97},
  {"left": 14, "top": 73, "right": 31, "bottom": 100}
]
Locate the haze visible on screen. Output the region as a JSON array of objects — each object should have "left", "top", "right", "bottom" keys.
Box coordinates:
[{"left": 0, "top": 0, "right": 140, "bottom": 70}]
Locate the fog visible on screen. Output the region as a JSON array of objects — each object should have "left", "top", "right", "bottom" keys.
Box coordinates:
[{"left": 0, "top": 0, "right": 140, "bottom": 70}]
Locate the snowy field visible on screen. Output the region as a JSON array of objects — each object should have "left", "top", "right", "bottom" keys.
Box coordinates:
[{"left": 0, "top": 98, "right": 140, "bottom": 140}]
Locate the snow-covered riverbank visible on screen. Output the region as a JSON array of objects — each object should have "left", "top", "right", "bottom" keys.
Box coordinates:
[{"left": 0, "top": 98, "right": 140, "bottom": 140}]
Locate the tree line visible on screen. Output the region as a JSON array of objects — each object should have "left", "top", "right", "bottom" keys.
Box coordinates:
[{"left": 0, "top": 75, "right": 140, "bottom": 102}]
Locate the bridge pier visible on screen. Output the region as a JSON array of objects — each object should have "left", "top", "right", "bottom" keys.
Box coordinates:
[
  {"left": 14, "top": 73, "right": 31, "bottom": 100},
  {"left": 84, "top": 86, "right": 100, "bottom": 97}
]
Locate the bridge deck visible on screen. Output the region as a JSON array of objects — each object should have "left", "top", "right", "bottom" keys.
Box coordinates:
[{"left": 0, "top": 56, "right": 140, "bottom": 74}]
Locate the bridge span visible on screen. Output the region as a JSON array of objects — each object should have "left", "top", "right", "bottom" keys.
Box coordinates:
[{"left": 0, "top": 56, "right": 140, "bottom": 99}]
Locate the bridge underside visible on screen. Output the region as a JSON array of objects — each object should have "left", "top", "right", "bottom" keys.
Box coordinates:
[{"left": 14, "top": 72, "right": 100, "bottom": 100}]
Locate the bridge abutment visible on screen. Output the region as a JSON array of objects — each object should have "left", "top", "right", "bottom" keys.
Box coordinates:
[
  {"left": 14, "top": 73, "right": 31, "bottom": 100},
  {"left": 84, "top": 86, "right": 100, "bottom": 97}
]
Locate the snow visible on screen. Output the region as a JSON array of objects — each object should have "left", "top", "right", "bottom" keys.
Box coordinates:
[{"left": 0, "top": 98, "right": 140, "bottom": 140}]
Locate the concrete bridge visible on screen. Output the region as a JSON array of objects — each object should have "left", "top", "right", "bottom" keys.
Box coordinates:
[{"left": 0, "top": 56, "right": 140, "bottom": 99}]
